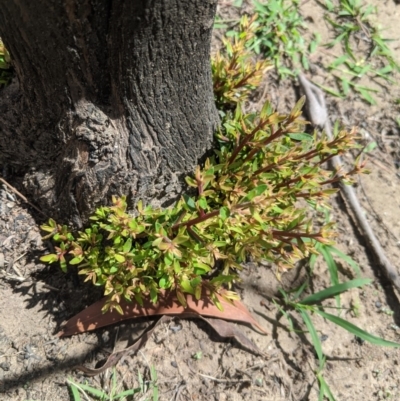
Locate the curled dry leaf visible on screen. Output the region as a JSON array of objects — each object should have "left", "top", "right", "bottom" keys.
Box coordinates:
[
  {"left": 59, "top": 290, "right": 268, "bottom": 376},
  {"left": 59, "top": 290, "right": 268, "bottom": 337}
]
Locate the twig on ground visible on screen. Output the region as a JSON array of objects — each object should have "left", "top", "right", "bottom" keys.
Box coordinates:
[
  {"left": 13, "top": 251, "right": 28, "bottom": 264},
  {"left": 0, "top": 269, "right": 25, "bottom": 282},
  {"left": 0, "top": 176, "right": 48, "bottom": 217},
  {"left": 298, "top": 73, "right": 400, "bottom": 292},
  {"left": 171, "top": 380, "right": 187, "bottom": 401},
  {"left": 11, "top": 263, "right": 24, "bottom": 279},
  {"left": 197, "top": 372, "right": 251, "bottom": 384}
]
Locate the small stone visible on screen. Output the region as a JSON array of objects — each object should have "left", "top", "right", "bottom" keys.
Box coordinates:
[
  {"left": 375, "top": 301, "right": 382, "bottom": 308},
  {"left": 169, "top": 324, "right": 182, "bottom": 333},
  {"left": 101, "top": 332, "right": 110, "bottom": 344},
  {"left": 171, "top": 361, "right": 178, "bottom": 368},
  {"left": 0, "top": 361, "right": 10, "bottom": 371},
  {"left": 219, "top": 393, "right": 227, "bottom": 401},
  {"left": 254, "top": 377, "right": 263, "bottom": 387},
  {"left": 320, "top": 334, "right": 329, "bottom": 342},
  {"left": 355, "top": 336, "right": 365, "bottom": 345}
]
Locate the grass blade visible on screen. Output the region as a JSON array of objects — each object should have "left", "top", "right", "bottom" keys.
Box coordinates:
[
  {"left": 315, "top": 310, "right": 400, "bottom": 347},
  {"left": 151, "top": 365, "right": 159, "bottom": 401},
  {"left": 326, "top": 245, "right": 361, "bottom": 277},
  {"left": 318, "top": 373, "right": 337, "bottom": 401},
  {"left": 73, "top": 382, "right": 107, "bottom": 398},
  {"left": 114, "top": 388, "right": 142, "bottom": 399},
  {"left": 273, "top": 299, "right": 296, "bottom": 332},
  {"left": 319, "top": 244, "right": 345, "bottom": 309},
  {"left": 68, "top": 381, "right": 82, "bottom": 401},
  {"left": 299, "top": 309, "right": 324, "bottom": 369},
  {"left": 319, "top": 245, "right": 340, "bottom": 307},
  {"left": 300, "top": 278, "right": 371, "bottom": 305}
]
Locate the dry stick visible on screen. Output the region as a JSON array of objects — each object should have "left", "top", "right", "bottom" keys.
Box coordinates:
[
  {"left": 298, "top": 73, "right": 400, "bottom": 291},
  {"left": 0, "top": 177, "right": 48, "bottom": 217}
]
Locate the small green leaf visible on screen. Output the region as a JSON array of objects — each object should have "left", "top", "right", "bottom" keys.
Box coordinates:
[
  {"left": 123, "top": 238, "right": 132, "bottom": 253},
  {"left": 198, "top": 197, "right": 208, "bottom": 210},
  {"left": 40, "top": 254, "right": 58, "bottom": 263},
  {"left": 152, "top": 237, "right": 163, "bottom": 247},
  {"left": 183, "top": 194, "right": 196, "bottom": 211},
  {"left": 135, "top": 293, "right": 144, "bottom": 306},
  {"left": 288, "top": 132, "right": 312, "bottom": 141},
  {"left": 195, "top": 285, "right": 202, "bottom": 300},
  {"left": 113, "top": 304, "right": 124, "bottom": 315},
  {"left": 176, "top": 290, "right": 187, "bottom": 307},
  {"left": 219, "top": 206, "right": 230, "bottom": 221},
  {"left": 242, "top": 184, "right": 268, "bottom": 202},
  {"left": 174, "top": 259, "right": 181, "bottom": 273},
  {"left": 190, "top": 276, "right": 202, "bottom": 288},
  {"left": 115, "top": 254, "right": 126, "bottom": 263},
  {"left": 159, "top": 276, "right": 168, "bottom": 289},
  {"left": 150, "top": 288, "right": 158, "bottom": 304},
  {"left": 185, "top": 176, "right": 198, "bottom": 188},
  {"left": 363, "top": 142, "right": 377, "bottom": 153},
  {"left": 69, "top": 257, "right": 83, "bottom": 265},
  {"left": 172, "top": 235, "right": 189, "bottom": 245},
  {"left": 180, "top": 279, "right": 195, "bottom": 294}
]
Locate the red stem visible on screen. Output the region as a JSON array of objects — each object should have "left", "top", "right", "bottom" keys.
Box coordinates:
[
  {"left": 270, "top": 230, "right": 322, "bottom": 240},
  {"left": 228, "top": 118, "right": 272, "bottom": 165}
]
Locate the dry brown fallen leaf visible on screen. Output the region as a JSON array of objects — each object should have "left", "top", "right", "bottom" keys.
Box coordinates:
[
  {"left": 58, "top": 289, "right": 268, "bottom": 337},
  {"left": 59, "top": 290, "right": 268, "bottom": 376}
]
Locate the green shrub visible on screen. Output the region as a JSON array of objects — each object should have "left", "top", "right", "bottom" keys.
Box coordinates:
[{"left": 40, "top": 17, "right": 364, "bottom": 314}]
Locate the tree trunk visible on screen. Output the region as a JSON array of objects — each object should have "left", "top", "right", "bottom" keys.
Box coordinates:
[{"left": 0, "top": 0, "right": 219, "bottom": 227}]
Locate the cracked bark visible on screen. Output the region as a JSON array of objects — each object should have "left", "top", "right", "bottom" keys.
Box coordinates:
[{"left": 0, "top": 0, "right": 219, "bottom": 227}]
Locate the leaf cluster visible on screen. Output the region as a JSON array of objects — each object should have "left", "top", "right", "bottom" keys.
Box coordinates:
[
  {"left": 322, "top": 0, "right": 400, "bottom": 104},
  {"left": 214, "top": 2, "right": 314, "bottom": 79},
  {"left": 250, "top": 0, "right": 311, "bottom": 78},
  {"left": 0, "top": 39, "right": 13, "bottom": 88},
  {"left": 68, "top": 366, "right": 158, "bottom": 401},
  {"left": 40, "top": 18, "right": 364, "bottom": 314},
  {"left": 212, "top": 15, "right": 272, "bottom": 109}
]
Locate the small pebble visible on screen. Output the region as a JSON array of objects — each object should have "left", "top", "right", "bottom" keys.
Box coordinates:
[
  {"left": 375, "top": 301, "right": 382, "bottom": 308},
  {"left": 355, "top": 336, "right": 365, "bottom": 345},
  {"left": 6, "top": 193, "right": 15, "bottom": 202},
  {"left": 254, "top": 377, "right": 263, "bottom": 387},
  {"left": 171, "top": 361, "right": 178, "bottom": 368},
  {"left": 0, "top": 361, "right": 10, "bottom": 371},
  {"left": 320, "top": 334, "right": 329, "bottom": 342},
  {"left": 170, "top": 324, "right": 182, "bottom": 333}
]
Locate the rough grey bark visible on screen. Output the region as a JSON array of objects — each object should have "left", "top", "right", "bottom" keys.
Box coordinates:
[{"left": 0, "top": 0, "right": 219, "bottom": 227}]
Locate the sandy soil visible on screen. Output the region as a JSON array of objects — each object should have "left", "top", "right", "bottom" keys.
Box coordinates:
[{"left": 1, "top": 1, "right": 400, "bottom": 400}]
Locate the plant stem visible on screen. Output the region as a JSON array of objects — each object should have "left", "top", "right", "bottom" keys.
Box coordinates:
[{"left": 228, "top": 118, "right": 272, "bottom": 165}]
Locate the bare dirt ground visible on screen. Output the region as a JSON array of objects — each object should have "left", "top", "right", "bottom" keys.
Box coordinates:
[{"left": 1, "top": 1, "right": 400, "bottom": 400}]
